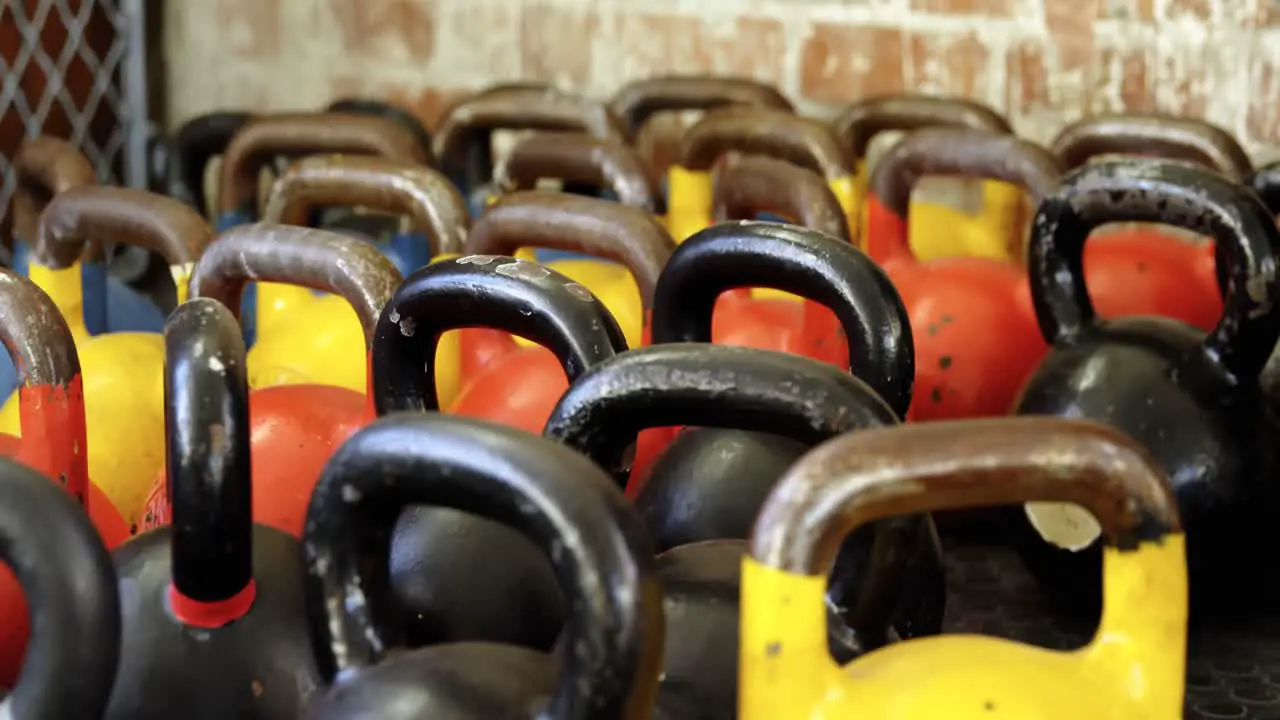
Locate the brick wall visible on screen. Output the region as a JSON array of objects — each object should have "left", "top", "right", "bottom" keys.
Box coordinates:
[{"left": 163, "top": 0, "right": 1280, "bottom": 158}]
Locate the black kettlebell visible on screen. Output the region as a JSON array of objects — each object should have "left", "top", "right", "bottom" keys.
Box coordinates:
[
  {"left": 106, "top": 299, "right": 320, "bottom": 718},
  {"left": 544, "top": 344, "right": 944, "bottom": 719},
  {"left": 0, "top": 458, "right": 120, "bottom": 718},
  {"left": 1013, "top": 158, "right": 1280, "bottom": 618},
  {"left": 301, "top": 414, "right": 664, "bottom": 719},
  {"left": 1249, "top": 161, "right": 1280, "bottom": 406},
  {"left": 635, "top": 220, "right": 914, "bottom": 547},
  {"left": 167, "top": 111, "right": 254, "bottom": 218},
  {"left": 370, "top": 256, "right": 626, "bottom": 650}
]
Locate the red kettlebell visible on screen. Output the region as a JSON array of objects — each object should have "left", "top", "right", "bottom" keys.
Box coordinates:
[
  {"left": 448, "top": 192, "right": 671, "bottom": 434},
  {"left": 0, "top": 269, "right": 129, "bottom": 688},
  {"left": 1051, "top": 114, "right": 1252, "bottom": 331},
  {"left": 865, "top": 128, "right": 1056, "bottom": 422},
  {"left": 107, "top": 298, "right": 319, "bottom": 718},
  {"left": 458, "top": 131, "right": 665, "bottom": 374},
  {"left": 140, "top": 224, "right": 401, "bottom": 537},
  {"left": 675, "top": 107, "right": 855, "bottom": 366}
]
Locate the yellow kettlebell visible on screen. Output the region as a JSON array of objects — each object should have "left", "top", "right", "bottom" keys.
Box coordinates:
[
  {"left": 249, "top": 153, "right": 468, "bottom": 404},
  {"left": 468, "top": 191, "right": 673, "bottom": 350},
  {"left": 667, "top": 108, "right": 858, "bottom": 308},
  {"left": 490, "top": 131, "right": 666, "bottom": 349},
  {"left": 741, "top": 417, "right": 1186, "bottom": 719},
  {"left": 1, "top": 185, "right": 212, "bottom": 527},
  {"left": 216, "top": 111, "right": 429, "bottom": 344},
  {"left": 832, "top": 94, "right": 1026, "bottom": 262}
]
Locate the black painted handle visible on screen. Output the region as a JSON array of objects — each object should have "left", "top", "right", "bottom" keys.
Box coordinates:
[
  {"left": 1029, "top": 159, "right": 1280, "bottom": 382},
  {"left": 371, "top": 256, "right": 627, "bottom": 414},
  {"left": 1250, "top": 161, "right": 1280, "bottom": 216},
  {"left": 651, "top": 221, "right": 914, "bottom": 418},
  {"left": 168, "top": 112, "right": 254, "bottom": 217},
  {"left": 543, "top": 343, "right": 898, "bottom": 486},
  {"left": 302, "top": 414, "right": 663, "bottom": 719},
  {"left": 0, "top": 458, "right": 119, "bottom": 719},
  {"left": 164, "top": 299, "right": 255, "bottom": 608}
]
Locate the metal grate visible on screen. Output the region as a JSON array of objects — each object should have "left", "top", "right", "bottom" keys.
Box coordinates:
[{"left": 0, "top": 0, "right": 148, "bottom": 230}]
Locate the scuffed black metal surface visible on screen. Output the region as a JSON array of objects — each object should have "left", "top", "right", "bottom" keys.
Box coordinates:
[{"left": 944, "top": 540, "right": 1280, "bottom": 719}]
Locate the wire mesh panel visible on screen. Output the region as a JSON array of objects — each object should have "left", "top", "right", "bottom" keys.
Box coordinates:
[{"left": 0, "top": 0, "right": 147, "bottom": 231}]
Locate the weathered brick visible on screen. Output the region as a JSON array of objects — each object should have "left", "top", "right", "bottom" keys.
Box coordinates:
[
  {"left": 799, "top": 23, "right": 905, "bottom": 103},
  {"left": 1004, "top": 41, "right": 1051, "bottom": 116},
  {"left": 214, "top": 0, "right": 282, "bottom": 60},
  {"left": 1247, "top": 55, "right": 1280, "bottom": 146},
  {"left": 598, "top": 12, "right": 787, "bottom": 86},
  {"left": 909, "top": 0, "right": 1014, "bottom": 15},
  {"left": 1164, "top": 0, "right": 1216, "bottom": 22},
  {"left": 325, "top": 0, "right": 437, "bottom": 64},
  {"left": 1097, "top": 0, "right": 1155, "bottom": 21},
  {"left": 907, "top": 30, "right": 991, "bottom": 98},
  {"left": 520, "top": 2, "right": 599, "bottom": 87},
  {"left": 1089, "top": 45, "right": 1152, "bottom": 113}
]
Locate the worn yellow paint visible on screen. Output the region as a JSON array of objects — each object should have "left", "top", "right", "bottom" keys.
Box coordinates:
[{"left": 741, "top": 535, "right": 1187, "bottom": 719}]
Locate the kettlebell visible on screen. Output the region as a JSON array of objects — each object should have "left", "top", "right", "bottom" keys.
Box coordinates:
[
  {"left": 302, "top": 414, "right": 664, "bottom": 719},
  {"left": 627, "top": 220, "right": 913, "bottom": 493},
  {"left": 1248, "top": 161, "right": 1280, "bottom": 406},
  {"left": 668, "top": 107, "right": 858, "bottom": 242},
  {"left": 107, "top": 298, "right": 320, "bottom": 718},
  {"left": 0, "top": 457, "right": 121, "bottom": 719},
  {"left": 496, "top": 130, "right": 664, "bottom": 212},
  {"left": 327, "top": 97, "right": 434, "bottom": 165},
  {"left": 709, "top": 151, "right": 852, "bottom": 368},
  {"left": 370, "top": 256, "right": 625, "bottom": 649},
  {"left": 166, "top": 111, "right": 254, "bottom": 218},
  {"left": 432, "top": 86, "right": 628, "bottom": 215},
  {"left": 7, "top": 137, "right": 167, "bottom": 342},
  {"left": 609, "top": 75, "right": 793, "bottom": 140},
  {"left": 262, "top": 153, "right": 468, "bottom": 279},
  {"left": 543, "top": 344, "right": 944, "bottom": 718},
  {"left": 216, "top": 112, "right": 427, "bottom": 344},
  {"left": 1012, "top": 158, "right": 1280, "bottom": 618}
]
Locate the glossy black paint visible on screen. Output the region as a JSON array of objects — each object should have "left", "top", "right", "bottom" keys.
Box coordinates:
[
  {"left": 370, "top": 257, "right": 626, "bottom": 650},
  {"left": 105, "top": 299, "right": 319, "bottom": 719},
  {"left": 301, "top": 414, "right": 663, "bottom": 720},
  {"left": 0, "top": 459, "right": 120, "bottom": 719},
  {"left": 166, "top": 112, "right": 253, "bottom": 217},
  {"left": 542, "top": 344, "right": 945, "bottom": 719},
  {"left": 1014, "top": 159, "right": 1280, "bottom": 617}
]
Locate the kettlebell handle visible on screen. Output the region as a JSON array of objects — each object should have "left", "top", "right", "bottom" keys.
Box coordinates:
[
  {"left": 713, "top": 152, "right": 851, "bottom": 242},
  {"left": 168, "top": 112, "right": 254, "bottom": 218},
  {"left": 865, "top": 128, "right": 1062, "bottom": 263},
  {"left": 371, "top": 255, "right": 625, "bottom": 414},
  {"left": 495, "top": 132, "right": 663, "bottom": 213},
  {"left": 162, "top": 298, "right": 257, "bottom": 625},
  {"left": 432, "top": 87, "right": 628, "bottom": 190},
  {"left": 302, "top": 414, "right": 663, "bottom": 720},
  {"left": 262, "top": 154, "right": 469, "bottom": 257},
  {"left": 464, "top": 191, "right": 674, "bottom": 310},
  {"left": 218, "top": 113, "right": 427, "bottom": 216},
  {"left": 832, "top": 95, "right": 1013, "bottom": 161},
  {"left": 11, "top": 138, "right": 97, "bottom": 243},
  {"left": 34, "top": 186, "right": 211, "bottom": 270},
  {"left": 608, "top": 75, "right": 793, "bottom": 140},
  {"left": 191, "top": 223, "right": 402, "bottom": 352},
  {"left": 1028, "top": 159, "right": 1280, "bottom": 382},
  {"left": 1249, "top": 161, "right": 1280, "bottom": 215},
  {"left": 1051, "top": 114, "right": 1253, "bottom": 179},
  {"left": 326, "top": 98, "right": 434, "bottom": 164},
  {"left": 543, "top": 343, "right": 898, "bottom": 486},
  {"left": 678, "top": 108, "right": 855, "bottom": 179},
  {"left": 651, "top": 222, "right": 915, "bottom": 418},
  {"left": 0, "top": 269, "right": 89, "bottom": 502}
]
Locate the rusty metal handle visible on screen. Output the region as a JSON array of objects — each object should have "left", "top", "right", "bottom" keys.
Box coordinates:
[
  {"left": 464, "top": 192, "right": 674, "bottom": 309},
  {"left": 218, "top": 113, "right": 428, "bottom": 215},
  {"left": 713, "top": 152, "right": 850, "bottom": 241},
  {"left": 433, "top": 87, "right": 628, "bottom": 184},
  {"left": 833, "top": 95, "right": 1013, "bottom": 160},
  {"left": 191, "top": 223, "right": 402, "bottom": 350},
  {"left": 608, "top": 75, "right": 793, "bottom": 139},
  {"left": 0, "top": 269, "right": 79, "bottom": 387},
  {"left": 868, "top": 128, "right": 1063, "bottom": 217},
  {"left": 494, "top": 132, "right": 662, "bottom": 213},
  {"left": 1051, "top": 114, "right": 1252, "bottom": 178},
  {"left": 752, "top": 417, "right": 1181, "bottom": 574},
  {"left": 11, "top": 138, "right": 97, "bottom": 243},
  {"left": 262, "top": 154, "right": 469, "bottom": 256},
  {"left": 679, "top": 108, "right": 855, "bottom": 179},
  {"left": 35, "top": 186, "right": 212, "bottom": 269}
]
